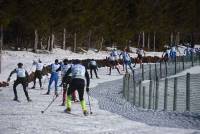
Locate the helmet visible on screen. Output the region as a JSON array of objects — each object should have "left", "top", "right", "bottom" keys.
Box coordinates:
[
  {"left": 55, "top": 59, "right": 59, "bottom": 63},
  {"left": 38, "top": 59, "right": 42, "bottom": 63},
  {"left": 63, "top": 59, "right": 68, "bottom": 64},
  {"left": 73, "top": 59, "right": 81, "bottom": 64},
  {"left": 17, "top": 63, "right": 23, "bottom": 67}
]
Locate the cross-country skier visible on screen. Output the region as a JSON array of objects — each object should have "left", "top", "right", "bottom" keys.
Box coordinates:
[
  {"left": 136, "top": 47, "right": 145, "bottom": 68},
  {"left": 56, "top": 59, "right": 78, "bottom": 105},
  {"left": 7, "top": 63, "right": 32, "bottom": 102},
  {"left": 170, "top": 46, "right": 176, "bottom": 60},
  {"left": 184, "top": 46, "right": 191, "bottom": 56},
  {"left": 107, "top": 48, "right": 121, "bottom": 75},
  {"left": 120, "top": 48, "right": 135, "bottom": 73},
  {"left": 45, "top": 59, "right": 60, "bottom": 96},
  {"left": 64, "top": 59, "right": 90, "bottom": 116},
  {"left": 88, "top": 59, "right": 99, "bottom": 79},
  {"left": 162, "top": 48, "right": 170, "bottom": 62},
  {"left": 110, "top": 48, "right": 119, "bottom": 60},
  {"left": 31, "top": 59, "right": 44, "bottom": 89}
]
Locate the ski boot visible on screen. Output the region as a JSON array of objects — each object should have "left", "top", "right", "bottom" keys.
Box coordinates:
[
  {"left": 83, "top": 110, "right": 89, "bottom": 116},
  {"left": 64, "top": 107, "right": 71, "bottom": 114}
]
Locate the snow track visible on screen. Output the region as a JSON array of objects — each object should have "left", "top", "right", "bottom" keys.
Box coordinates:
[{"left": 0, "top": 50, "right": 200, "bottom": 134}]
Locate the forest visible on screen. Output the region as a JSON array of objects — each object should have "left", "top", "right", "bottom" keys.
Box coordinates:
[{"left": 0, "top": 0, "right": 200, "bottom": 51}]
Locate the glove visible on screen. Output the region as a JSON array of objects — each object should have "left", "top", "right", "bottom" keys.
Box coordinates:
[
  {"left": 7, "top": 77, "right": 10, "bottom": 82},
  {"left": 86, "top": 87, "right": 89, "bottom": 92}
]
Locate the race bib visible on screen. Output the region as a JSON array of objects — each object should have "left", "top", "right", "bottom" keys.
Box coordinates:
[{"left": 16, "top": 68, "right": 26, "bottom": 77}]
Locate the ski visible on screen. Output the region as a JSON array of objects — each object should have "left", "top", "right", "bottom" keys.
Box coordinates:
[
  {"left": 63, "top": 111, "right": 81, "bottom": 116},
  {"left": 13, "top": 99, "right": 21, "bottom": 103}
]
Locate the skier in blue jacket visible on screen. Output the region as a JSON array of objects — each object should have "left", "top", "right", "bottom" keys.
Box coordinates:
[{"left": 45, "top": 59, "right": 60, "bottom": 96}]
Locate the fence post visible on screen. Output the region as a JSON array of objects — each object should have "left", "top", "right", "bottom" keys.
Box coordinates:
[
  {"left": 139, "top": 81, "right": 142, "bottom": 107},
  {"left": 123, "top": 75, "right": 125, "bottom": 97},
  {"left": 182, "top": 56, "right": 185, "bottom": 70},
  {"left": 148, "top": 80, "right": 153, "bottom": 109},
  {"left": 192, "top": 53, "right": 194, "bottom": 67},
  {"left": 155, "top": 63, "right": 157, "bottom": 79},
  {"left": 124, "top": 73, "right": 129, "bottom": 100},
  {"left": 155, "top": 76, "right": 159, "bottom": 110},
  {"left": 127, "top": 73, "right": 130, "bottom": 101},
  {"left": 149, "top": 64, "right": 151, "bottom": 80},
  {"left": 164, "top": 78, "right": 168, "bottom": 111},
  {"left": 160, "top": 61, "right": 162, "bottom": 78},
  {"left": 199, "top": 54, "right": 200, "bottom": 65},
  {"left": 186, "top": 73, "right": 190, "bottom": 111},
  {"left": 173, "top": 77, "right": 177, "bottom": 111},
  {"left": 133, "top": 79, "right": 136, "bottom": 106},
  {"left": 165, "top": 62, "right": 168, "bottom": 77},
  {"left": 142, "top": 64, "right": 144, "bottom": 80},
  {"left": 143, "top": 86, "right": 146, "bottom": 109},
  {"left": 175, "top": 57, "right": 177, "bottom": 74},
  {"left": 133, "top": 70, "right": 136, "bottom": 105}
]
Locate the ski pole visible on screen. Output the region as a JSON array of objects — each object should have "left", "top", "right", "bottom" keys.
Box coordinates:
[
  {"left": 28, "top": 64, "right": 34, "bottom": 74},
  {"left": 41, "top": 87, "right": 63, "bottom": 114},
  {"left": 87, "top": 92, "right": 93, "bottom": 114},
  {"left": 41, "top": 95, "right": 58, "bottom": 114}
]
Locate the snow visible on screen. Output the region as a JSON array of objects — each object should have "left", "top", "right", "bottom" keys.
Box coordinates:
[{"left": 0, "top": 48, "right": 200, "bottom": 134}]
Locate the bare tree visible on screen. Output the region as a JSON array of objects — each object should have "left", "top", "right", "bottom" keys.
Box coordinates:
[
  {"left": 0, "top": 25, "right": 3, "bottom": 73},
  {"left": 47, "top": 36, "right": 51, "bottom": 51},
  {"left": 34, "top": 29, "right": 38, "bottom": 52},
  {"left": 142, "top": 31, "right": 145, "bottom": 48},
  {"left": 63, "top": 28, "right": 66, "bottom": 50},
  {"left": 74, "top": 32, "right": 77, "bottom": 52},
  {"left": 153, "top": 32, "right": 156, "bottom": 51},
  {"left": 147, "top": 32, "right": 150, "bottom": 51}
]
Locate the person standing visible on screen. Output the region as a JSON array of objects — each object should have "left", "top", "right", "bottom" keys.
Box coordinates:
[
  {"left": 57, "top": 59, "right": 77, "bottom": 105},
  {"left": 45, "top": 59, "right": 60, "bottom": 96},
  {"left": 7, "top": 63, "right": 31, "bottom": 102},
  {"left": 184, "top": 46, "right": 191, "bottom": 56},
  {"left": 108, "top": 49, "right": 121, "bottom": 75},
  {"left": 136, "top": 47, "right": 145, "bottom": 68},
  {"left": 64, "top": 59, "right": 90, "bottom": 116},
  {"left": 170, "top": 46, "right": 176, "bottom": 60},
  {"left": 88, "top": 59, "right": 99, "bottom": 79},
  {"left": 120, "top": 48, "right": 135, "bottom": 73},
  {"left": 162, "top": 48, "right": 170, "bottom": 62},
  {"left": 31, "top": 59, "right": 44, "bottom": 89}
]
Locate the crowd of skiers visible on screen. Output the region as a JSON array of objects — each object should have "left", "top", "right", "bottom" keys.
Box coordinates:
[
  {"left": 7, "top": 45, "right": 196, "bottom": 116},
  {"left": 162, "top": 45, "right": 200, "bottom": 62},
  {"left": 6, "top": 47, "right": 138, "bottom": 116},
  {"left": 7, "top": 58, "right": 99, "bottom": 116},
  {"left": 107, "top": 47, "right": 145, "bottom": 74}
]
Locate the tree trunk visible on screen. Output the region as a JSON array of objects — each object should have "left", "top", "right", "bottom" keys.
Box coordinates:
[
  {"left": 153, "top": 32, "right": 156, "bottom": 51},
  {"left": 176, "top": 32, "right": 180, "bottom": 46},
  {"left": 170, "top": 32, "right": 174, "bottom": 47},
  {"left": 98, "top": 36, "right": 103, "bottom": 51},
  {"left": 63, "top": 28, "right": 66, "bottom": 50},
  {"left": 40, "top": 38, "right": 43, "bottom": 49},
  {"left": 47, "top": 36, "right": 51, "bottom": 51},
  {"left": 34, "top": 29, "right": 38, "bottom": 52},
  {"left": 0, "top": 25, "right": 3, "bottom": 73},
  {"left": 88, "top": 30, "right": 92, "bottom": 49},
  {"left": 147, "top": 32, "right": 150, "bottom": 51},
  {"left": 142, "top": 31, "right": 145, "bottom": 48},
  {"left": 74, "top": 32, "right": 77, "bottom": 52},
  {"left": 51, "top": 33, "right": 54, "bottom": 51},
  {"left": 138, "top": 32, "right": 141, "bottom": 48}
]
